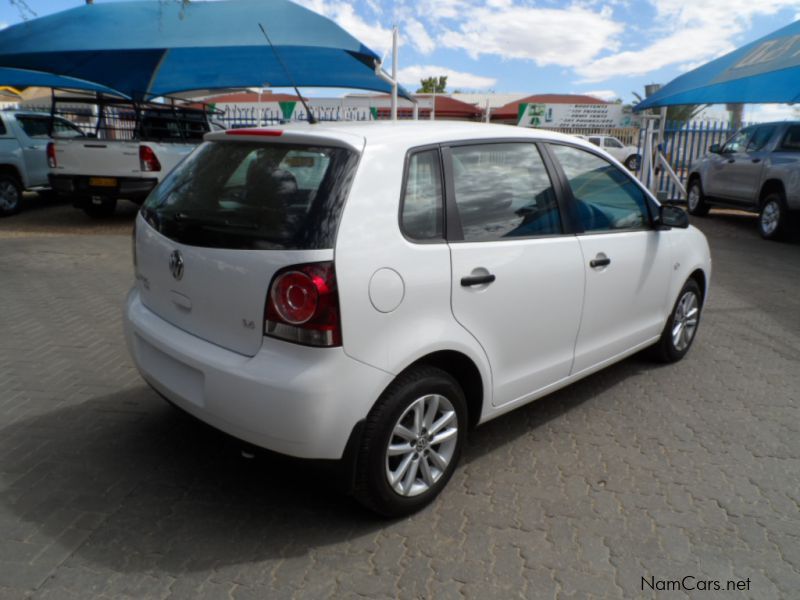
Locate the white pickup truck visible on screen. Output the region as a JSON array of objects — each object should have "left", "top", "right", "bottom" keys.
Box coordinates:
[
  {"left": 0, "top": 110, "right": 85, "bottom": 216},
  {"left": 48, "top": 106, "right": 211, "bottom": 217}
]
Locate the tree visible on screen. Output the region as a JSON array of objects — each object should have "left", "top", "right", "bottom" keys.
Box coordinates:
[
  {"left": 632, "top": 90, "right": 705, "bottom": 123},
  {"left": 417, "top": 76, "right": 447, "bottom": 94}
]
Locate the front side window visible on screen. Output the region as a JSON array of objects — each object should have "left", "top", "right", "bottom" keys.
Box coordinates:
[
  {"left": 401, "top": 149, "right": 443, "bottom": 240},
  {"left": 450, "top": 143, "right": 561, "bottom": 241},
  {"left": 722, "top": 128, "right": 754, "bottom": 153},
  {"left": 550, "top": 144, "right": 650, "bottom": 232},
  {"left": 746, "top": 126, "right": 776, "bottom": 152},
  {"left": 142, "top": 141, "right": 359, "bottom": 250},
  {"left": 604, "top": 137, "right": 624, "bottom": 149}
]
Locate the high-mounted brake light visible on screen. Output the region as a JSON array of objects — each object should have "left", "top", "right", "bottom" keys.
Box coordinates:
[
  {"left": 139, "top": 145, "right": 161, "bottom": 172},
  {"left": 46, "top": 142, "right": 57, "bottom": 168},
  {"left": 225, "top": 129, "right": 283, "bottom": 137},
  {"left": 265, "top": 262, "right": 341, "bottom": 347}
]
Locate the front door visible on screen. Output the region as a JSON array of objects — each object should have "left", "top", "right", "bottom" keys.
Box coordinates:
[
  {"left": 547, "top": 143, "right": 674, "bottom": 374},
  {"left": 711, "top": 127, "right": 754, "bottom": 201},
  {"left": 446, "top": 142, "right": 585, "bottom": 407},
  {"left": 723, "top": 125, "right": 774, "bottom": 205}
]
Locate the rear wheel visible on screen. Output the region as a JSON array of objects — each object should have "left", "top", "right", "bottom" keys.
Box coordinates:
[
  {"left": 686, "top": 178, "right": 710, "bottom": 216},
  {"left": 649, "top": 278, "right": 702, "bottom": 363},
  {"left": 758, "top": 193, "right": 789, "bottom": 241},
  {"left": 83, "top": 196, "right": 117, "bottom": 218},
  {"left": 0, "top": 175, "right": 22, "bottom": 217},
  {"left": 353, "top": 366, "right": 466, "bottom": 517}
]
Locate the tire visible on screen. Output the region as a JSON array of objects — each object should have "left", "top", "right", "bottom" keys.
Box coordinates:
[
  {"left": 686, "top": 178, "right": 710, "bottom": 216},
  {"left": 0, "top": 174, "right": 23, "bottom": 217},
  {"left": 83, "top": 197, "right": 117, "bottom": 218},
  {"left": 352, "top": 365, "right": 467, "bottom": 517},
  {"left": 624, "top": 154, "right": 641, "bottom": 171},
  {"left": 649, "top": 278, "right": 703, "bottom": 363},
  {"left": 758, "top": 193, "right": 789, "bottom": 241}
]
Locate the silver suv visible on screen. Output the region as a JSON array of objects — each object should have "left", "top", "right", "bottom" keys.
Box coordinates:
[{"left": 687, "top": 122, "right": 800, "bottom": 240}]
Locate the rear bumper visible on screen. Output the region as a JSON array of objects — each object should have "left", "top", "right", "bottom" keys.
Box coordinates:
[
  {"left": 123, "top": 288, "right": 392, "bottom": 460},
  {"left": 49, "top": 174, "right": 157, "bottom": 201}
]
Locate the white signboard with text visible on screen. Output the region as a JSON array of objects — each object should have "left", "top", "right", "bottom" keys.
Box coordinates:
[{"left": 518, "top": 102, "right": 632, "bottom": 128}]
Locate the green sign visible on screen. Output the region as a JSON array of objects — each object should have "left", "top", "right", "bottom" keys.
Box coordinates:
[{"left": 279, "top": 101, "right": 297, "bottom": 120}]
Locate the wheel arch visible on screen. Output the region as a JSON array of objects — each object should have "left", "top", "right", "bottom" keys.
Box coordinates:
[
  {"left": 390, "top": 350, "right": 485, "bottom": 429},
  {"left": 689, "top": 268, "right": 707, "bottom": 303},
  {"left": 759, "top": 179, "right": 785, "bottom": 206},
  {"left": 0, "top": 163, "right": 23, "bottom": 185}
]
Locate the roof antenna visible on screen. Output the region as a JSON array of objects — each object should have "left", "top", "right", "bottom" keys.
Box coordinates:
[{"left": 258, "top": 23, "right": 317, "bottom": 124}]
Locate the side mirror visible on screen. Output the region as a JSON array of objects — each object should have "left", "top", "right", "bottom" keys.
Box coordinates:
[
  {"left": 659, "top": 204, "right": 689, "bottom": 229},
  {"left": 708, "top": 143, "right": 721, "bottom": 154}
]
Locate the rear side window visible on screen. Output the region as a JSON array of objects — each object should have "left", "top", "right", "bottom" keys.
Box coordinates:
[
  {"left": 450, "top": 143, "right": 561, "bottom": 241},
  {"left": 401, "top": 149, "right": 443, "bottom": 241},
  {"left": 588, "top": 137, "right": 601, "bottom": 147},
  {"left": 141, "top": 141, "right": 359, "bottom": 250},
  {"left": 15, "top": 115, "right": 84, "bottom": 138},
  {"left": 550, "top": 144, "right": 649, "bottom": 232},
  {"left": 780, "top": 125, "right": 800, "bottom": 151}
]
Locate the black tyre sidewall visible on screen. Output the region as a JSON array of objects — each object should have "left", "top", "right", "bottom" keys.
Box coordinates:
[
  {"left": 658, "top": 279, "right": 702, "bottom": 362},
  {"left": 625, "top": 155, "right": 640, "bottom": 171},
  {"left": 0, "top": 175, "right": 22, "bottom": 216},
  {"left": 687, "top": 179, "right": 709, "bottom": 216},
  {"left": 758, "top": 194, "right": 787, "bottom": 240},
  {"left": 357, "top": 367, "right": 467, "bottom": 517}
]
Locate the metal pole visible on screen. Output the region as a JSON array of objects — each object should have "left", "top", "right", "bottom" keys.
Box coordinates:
[
  {"left": 391, "top": 26, "right": 398, "bottom": 121},
  {"left": 412, "top": 99, "right": 419, "bottom": 120}
]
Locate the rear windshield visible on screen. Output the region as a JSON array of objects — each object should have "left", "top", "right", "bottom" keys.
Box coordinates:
[{"left": 141, "top": 141, "right": 359, "bottom": 250}]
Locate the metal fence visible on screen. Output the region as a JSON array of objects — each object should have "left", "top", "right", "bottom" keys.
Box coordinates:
[
  {"left": 637, "top": 120, "right": 741, "bottom": 201},
  {"left": 213, "top": 105, "right": 376, "bottom": 128}
]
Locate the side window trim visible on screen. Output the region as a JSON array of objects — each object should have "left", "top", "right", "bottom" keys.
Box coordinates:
[
  {"left": 544, "top": 141, "right": 658, "bottom": 234},
  {"left": 398, "top": 144, "right": 447, "bottom": 244},
  {"left": 441, "top": 139, "right": 575, "bottom": 243}
]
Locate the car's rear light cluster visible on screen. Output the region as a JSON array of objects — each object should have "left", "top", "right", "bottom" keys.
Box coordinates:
[
  {"left": 265, "top": 261, "right": 342, "bottom": 347},
  {"left": 46, "top": 142, "right": 57, "bottom": 168},
  {"left": 139, "top": 145, "right": 161, "bottom": 172}
]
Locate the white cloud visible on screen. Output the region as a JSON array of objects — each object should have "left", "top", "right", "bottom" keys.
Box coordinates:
[
  {"left": 440, "top": 5, "right": 623, "bottom": 68},
  {"left": 581, "top": 89, "right": 619, "bottom": 101},
  {"left": 745, "top": 103, "right": 800, "bottom": 122},
  {"left": 403, "top": 17, "right": 435, "bottom": 55},
  {"left": 294, "top": 0, "right": 394, "bottom": 56},
  {"left": 577, "top": 0, "right": 800, "bottom": 82},
  {"left": 397, "top": 65, "right": 497, "bottom": 90}
]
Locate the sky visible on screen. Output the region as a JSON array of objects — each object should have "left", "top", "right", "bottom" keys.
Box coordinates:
[{"left": 1, "top": 0, "right": 799, "bottom": 120}]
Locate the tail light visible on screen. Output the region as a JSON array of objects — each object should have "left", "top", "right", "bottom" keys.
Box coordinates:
[
  {"left": 265, "top": 261, "right": 341, "bottom": 347},
  {"left": 46, "top": 142, "right": 57, "bottom": 168},
  {"left": 139, "top": 145, "right": 161, "bottom": 172}
]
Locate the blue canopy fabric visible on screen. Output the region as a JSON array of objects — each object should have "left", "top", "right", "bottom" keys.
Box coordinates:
[
  {"left": 0, "top": 67, "right": 127, "bottom": 96},
  {"left": 636, "top": 19, "right": 800, "bottom": 110},
  {"left": 0, "top": 0, "right": 409, "bottom": 101}
]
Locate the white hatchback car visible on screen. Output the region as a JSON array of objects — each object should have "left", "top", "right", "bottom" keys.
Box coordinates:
[{"left": 125, "top": 122, "right": 711, "bottom": 516}]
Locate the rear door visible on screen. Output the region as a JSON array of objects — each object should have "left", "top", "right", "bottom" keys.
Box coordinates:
[
  {"left": 11, "top": 114, "right": 50, "bottom": 187},
  {"left": 135, "top": 138, "right": 360, "bottom": 356},
  {"left": 445, "top": 141, "right": 585, "bottom": 407},
  {"left": 546, "top": 143, "right": 673, "bottom": 373}
]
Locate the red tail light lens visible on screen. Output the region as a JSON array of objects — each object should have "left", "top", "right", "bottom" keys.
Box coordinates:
[
  {"left": 46, "top": 142, "right": 57, "bottom": 168},
  {"left": 139, "top": 145, "right": 161, "bottom": 172},
  {"left": 265, "top": 262, "right": 341, "bottom": 347}
]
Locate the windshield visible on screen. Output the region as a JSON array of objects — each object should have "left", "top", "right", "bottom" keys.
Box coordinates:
[{"left": 141, "top": 141, "right": 359, "bottom": 250}]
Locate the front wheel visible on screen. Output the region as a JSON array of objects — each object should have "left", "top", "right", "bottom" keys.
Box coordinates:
[
  {"left": 758, "top": 193, "right": 790, "bottom": 241},
  {"left": 353, "top": 366, "right": 467, "bottom": 517},
  {"left": 624, "top": 154, "right": 641, "bottom": 171},
  {"left": 649, "top": 279, "right": 703, "bottom": 363},
  {"left": 686, "top": 179, "right": 710, "bottom": 216}
]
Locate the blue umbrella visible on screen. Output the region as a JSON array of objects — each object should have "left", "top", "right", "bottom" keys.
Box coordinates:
[
  {"left": 636, "top": 19, "right": 800, "bottom": 110},
  {"left": 0, "top": 67, "right": 128, "bottom": 96},
  {"left": 0, "top": 0, "right": 408, "bottom": 101}
]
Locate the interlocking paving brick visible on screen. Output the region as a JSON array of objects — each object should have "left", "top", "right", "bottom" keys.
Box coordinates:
[{"left": 0, "top": 205, "right": 799, "bottom": 599}]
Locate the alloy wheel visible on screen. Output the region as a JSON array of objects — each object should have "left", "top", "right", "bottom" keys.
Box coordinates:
[
  {"left": 760, "top": 200, "right": 780, "bottom": 236},
  {"left": 385, "top": 394, "right": 458, "bottom": 497},
  {"left": 0, "top": 181, "right": 19, "bottom": 212},
  {"left": 688, "top": 186, "right": 700, "bottom": 211},
  {"left": 672, "top": 291, "right": 699, "bottom": 352}
]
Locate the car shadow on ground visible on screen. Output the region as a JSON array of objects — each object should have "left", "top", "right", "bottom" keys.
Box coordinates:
[{"left": 0, "top": 352, "right": 658, "bottom": 576}]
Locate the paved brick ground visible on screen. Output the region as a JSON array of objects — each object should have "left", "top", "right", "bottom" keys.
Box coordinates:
[{"left": 0, "top": 203, "right": 798, "bottom": 599}]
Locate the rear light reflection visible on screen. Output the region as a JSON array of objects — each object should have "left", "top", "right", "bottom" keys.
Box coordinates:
[{"left": 265, "top": 262, "right": 341, "bottom": 347}]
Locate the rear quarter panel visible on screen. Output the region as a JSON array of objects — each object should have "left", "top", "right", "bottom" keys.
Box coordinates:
[{"left": 763, "top": 151, "right": 800, "bottom": 210}]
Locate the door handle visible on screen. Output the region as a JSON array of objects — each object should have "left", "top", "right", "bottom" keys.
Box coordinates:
[
  {"left": 752, "top": 158, "right": 761, "bottom": 163},
  {"left": 727, "top": 158, "right": 735, "bottom": 164},
  {"left": 26, "top": 145, "right": 38, "bottom": 150},
  {"left": 590, "top": 256, "right": 611, "bottom": 268},
  {"left": 460, "top": 273, "right": 496, "bottom": 287}
]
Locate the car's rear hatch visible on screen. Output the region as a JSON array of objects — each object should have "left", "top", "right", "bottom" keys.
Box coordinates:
[{"left": 134, "top": 129, "right": 363, "bottom": 356}]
